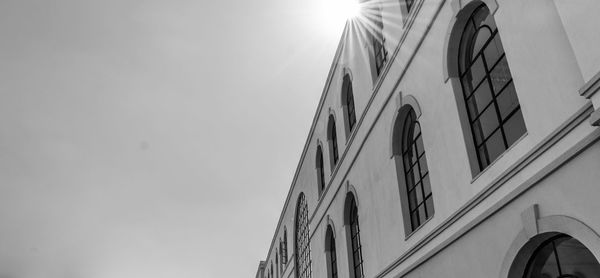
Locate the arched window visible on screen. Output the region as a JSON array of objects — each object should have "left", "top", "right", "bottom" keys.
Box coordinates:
[
  {"left": 275, "top": 249, "right": 279, "bottom": 277},
  {"left": 521, "top": 234, "right": 600, "bottom": 278},
  {"left": 279, "top": 239, "right": 284, "bottom": 272},
  {"left": 401, "top": 107, "right": 434, "bottom": 232},
  {"left": 369, "top": 4, "right": 387, "bottom": 77},
  {"left": 325, "top": 225, "right": 338, "bottom": 278},
  {"left": 392, "top": 103, "right": 434, "bottom": 235},
  {"left": 456, "top": 3, "right": 526, "bottom": 173},
  {"left": 327, "top": 115, "right": 339, "bottom": 170},
  {"left": 344, "top": 193, "right": 364, "bottom": 278},
  {"left": 342, "top": 74, "right": 357, "bottom": 135},
  {"left": 282, "top": 228, "right": 288, "bottom": 264},
  {"left": 316, "top": 145, "right": 326, "bottom": 195},
  {"left": 295, "top": 194, "right": 312, "bottom": 278},
  {"left": 270, "top": 262, "right": 274, "bottom": 278}
]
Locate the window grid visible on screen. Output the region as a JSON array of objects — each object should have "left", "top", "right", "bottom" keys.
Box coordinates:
[
  {"left": 329, "top": 119, "right": 339, "bottom": 167},
  {"left": 344, "top": 75, "right": 357, "bottom": 133},
  {"left": 282, "top": 230, "right": 288, "bottom": 264},
  {"left": 329, "top": 230, "right": 338, "bottom": 278},
  {"left": 401, "top": 110, "right": 433, "bottom": 232},
  {"left": 372, "top": 7, "right": 387, "bottom": 76},
  {"left": 523, "top": 235, "right": 600, "bottom": 278},
  {"left": 295, "top": 194, "right": 312, "bottom": 278},
  {"left": 458, "top": 4, "right": 525, "bottom": 172},
  {"left": 349, "top": 197, "right": 364, "bottom": 278},
  {"left": 317, "top": 146, "right": 325, "bottom": 193}
]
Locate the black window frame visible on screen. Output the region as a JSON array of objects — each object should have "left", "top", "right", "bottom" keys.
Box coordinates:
[
  {"left": 316, "top": 145, "right": 326, "bottom": 195},
  {"left": 327, "top": 115, "right": 339, "bottom": 170},
  {"left": 325, "top": 226, "right": 338, "bottom": 278},
  {"left": 294, "top": 194, "right": 312, "bottom": 278},
  {"left": 371, "top": 5, "right": 387, "bottom": 76},
  {"left": 401, "top": 108, "right": 434, "bottom": 232},
  {"left": 457, "top": 3, "right": 526, "bottom": 172},
  {"left": 347, "top": 195, "right": 364, "bottom": 278},
  {"left": 342, "top": 74, "right": 357, "bottom": 133}
]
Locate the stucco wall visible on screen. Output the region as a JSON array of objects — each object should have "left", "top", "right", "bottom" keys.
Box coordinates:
[{"left": 257, "top": 0, "right": 600, "bottom": 277}]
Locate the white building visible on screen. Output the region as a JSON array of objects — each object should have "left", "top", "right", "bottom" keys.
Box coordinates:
[{"left": 256, "top": 0, "right": 600, "bottom": 277}]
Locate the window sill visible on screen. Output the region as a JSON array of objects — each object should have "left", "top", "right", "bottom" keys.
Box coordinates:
[
  {"left": 404, "top": 214, "right": 434, "bottom": 240},
  {"left": 470, "top": 132, "right": 529, "bottom": 184}
]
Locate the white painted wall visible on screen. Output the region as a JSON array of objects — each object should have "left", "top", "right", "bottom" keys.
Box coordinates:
[{"left": 258, "top": 0, "right": 600, "bottom": 277}]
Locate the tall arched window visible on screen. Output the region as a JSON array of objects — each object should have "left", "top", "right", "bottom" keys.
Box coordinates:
[
  {"left": 401, "top": 107, "right": 434, "bottom": 232},
  {"left": 456, "top": 3, "right": 526, "bottom": 173},
  {"left": 392, "top": 103, "right": 434, "bottom": 235},
  {"left": 279, "top": 239, "right": 285, "bottom": 272},
  {"left": 342, "top": 74, "right": 356, "bottom": 135},
  {"left": 316, "top": 145, "right": 326, "bottom": 195},
  {"left": 327, "top": 115, "right": 339, "bottom": 170},
  {"left": 325, "top": 225, "right": 338, "bottom": 278},
  {"left": 370, "top": 4, "right": 387, "bottom": 77},
  {"left": 344, "top": 193, "right": 364, "bottom": 278},
  {"left": 295, "top": 194, "right": 312, "bottom": 278},
  {"left": 275, "top": 249, "right": 279, "bottom": 278},
  {"left": 282, "top": 228, "right": 288, "bottom": 264},
  {"left": 520, "top": 234, "right": 600, "bottom": 278}
]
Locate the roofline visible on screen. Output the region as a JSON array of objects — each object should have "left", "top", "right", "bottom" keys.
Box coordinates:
[
  {"left": 262, "top": 21, "right": 350, "bottom": 262},
  {"left": 255, "top": 261, "right": 266, "bottom": 278}
]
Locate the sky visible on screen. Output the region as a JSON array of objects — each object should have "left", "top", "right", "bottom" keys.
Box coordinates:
[{"left": 0, "top": 0, "right": 347, "bottom": 277}]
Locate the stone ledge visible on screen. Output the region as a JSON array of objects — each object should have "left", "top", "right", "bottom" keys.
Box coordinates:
[
  {"left": 590, "top": 109, "right": 600, "bottom": 126},
  {"left": 580, "top": 69, "right": 600, "bottom": 99}
]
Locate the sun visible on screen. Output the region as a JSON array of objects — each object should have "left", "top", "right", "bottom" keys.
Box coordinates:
[{"left": 316, "top": 0, "right": 362, "bottom": 35}]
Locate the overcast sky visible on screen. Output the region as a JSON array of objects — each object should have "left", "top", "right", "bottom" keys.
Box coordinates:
[{"left": 0, "top": 0, "right": 344, "bottom": 277}]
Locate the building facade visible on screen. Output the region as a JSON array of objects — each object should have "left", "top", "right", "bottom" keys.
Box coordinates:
[{"left": 256, "top": 0, "right": 600, "bottom": 277}]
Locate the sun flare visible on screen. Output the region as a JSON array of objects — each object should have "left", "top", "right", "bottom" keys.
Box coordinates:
[{"left": 317, "top": 0, "right": 362, "bottom": 35}]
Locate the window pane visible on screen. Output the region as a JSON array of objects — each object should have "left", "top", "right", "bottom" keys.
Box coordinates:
[
  {"left": 413, "top": 164, "right": 421, "bottom": 182},
  {"left": 413, "top": 123, "right": 421, "bottom": 139},
  {"left": 473, "top": 104, "right": 499, "bottom": 140},
  {"left": 489, "top": 56, "right": 512, "bottom": 92},
  {"left": 422, "top": 174, "right": 431, "bottom": 196},
  {"left": 525, "top": 238, "right": 562, "bottom": 278},
  {"left": 415, "top": 183, "right": 424, "bottom": 204},
  {"left": 406, "top": 167, "right": 416, "bottom": 187},
  {"left": 483, "top": 34, "right": 504, "bottom": 68},
  {"left": 418, "top": 204, "right": 427, "bottom": 224},
  {"left": 411, "top": 210, "right": 420, "bottom": 229},
  {"left": 467, "top": 82, "right": 493, "bottom": 117},
  {"left": 416, "top": 136, "right": 424, "bottom": 156},
  {"left": 471, "top": 28, "right": 491, "bottom": 60},
  {"left": 463, "top": 57, "right": 486, "bottom": 96},
  {"left": 483, "top": 128, "right": 505, "bottom": 163},
  {"left": 408, "top": 187, "right": 418, "bottom": 209},
  {"left": 425, "top": 196, "right": 434, "bottom": 218},
  {"left": 503, "top": 109, "right": 526, "bottom": 147},
  {"left": 555, "top": 237, "right": 600, "bottom": 277},
  {"left": 459, "top": 22, "right": 476, "bottom": 72},
  {"left": 419, "top": 154, "right": 428, "bottom": 177},
  {"left": 412, "top": 145, "right": 419, "bottom": 165},
  {"left": 496, "top": 82, "right": 518, "bottom": 120}
]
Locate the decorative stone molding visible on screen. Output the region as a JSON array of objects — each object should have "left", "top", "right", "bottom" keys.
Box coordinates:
[
  {"left": 520, "top": 204, "right": 539, "bottom": 239},
  {"left": 499, "top": 213, "right": 600, "bottom": 278},
  {"left": 580, "top": 70, "right": 600, "bottom": 126}
]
